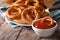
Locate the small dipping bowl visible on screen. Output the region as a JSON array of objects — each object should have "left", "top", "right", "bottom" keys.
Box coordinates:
[{"left": 32, "top": 19, "right": 57, "bottom": 37}]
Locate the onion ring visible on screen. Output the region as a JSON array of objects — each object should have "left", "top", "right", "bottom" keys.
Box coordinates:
[
  {"left": 41, "top": 12, "right": 49, "bottom": 18},
  {"left": 12, "top": 0, "right": 26, "bottom": 6},
  {"left": 41, "top": 16, "right": 54, "bottom": 27},
  {"left": 25, "top": 0, "right": 39, "bottom": 6},
  {"left": 4, "top": 0, "right": 17, "bottom": 4},
  {"left": 6, "top": 6, "right": 21, "bottom": 20},
  {"left": 34, "top": 5, "right": 44, "bottom": 14},
  {"left": 38, "top": 0, "right": 47, "bottom": 8},
  {"left": 34, "top": 5, "right": 49, "bottom": 18},
  {"left": 21, "top": 6, "right": 40, "bottom": 24},
  {"left": 13, "top": 18, "right": 32, "bottom": 24},
  {"left": 12, "top": 4, "right": 29, "bottom": 11}
]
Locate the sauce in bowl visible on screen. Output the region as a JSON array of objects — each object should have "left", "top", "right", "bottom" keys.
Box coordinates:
[{"left": 34, "top": 17, "right": 56, "bottom": 29}]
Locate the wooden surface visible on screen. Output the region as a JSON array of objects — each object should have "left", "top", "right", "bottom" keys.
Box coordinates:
[{"left": 0, "top": 14, "right": 60, "bottom": 40}]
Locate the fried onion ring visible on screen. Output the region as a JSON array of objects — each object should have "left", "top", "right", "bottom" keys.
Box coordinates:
[
  {"left": 4, "top": 0, "right": 17, "bottom": 4},
  {"left": 21, "top": 6, "right": 40, "bottom": 24},
  {"left": 12, "top": 0, "right": 26, "bottom": 6},
  {"left": 25, "top": 0, "right": 39, "bottom": 6},
  {"left": 13, "top": 18, "right": 32, "bottom": 24},
  {"left": 34, "top": 5, "right": 49, "bottom": 18},
  {"left": 41, "top": 12, "right": 49, "bottom": 18},
  {"left": 34, "top": 5, "right": 44, "bottom": 14},
  {"left": 38, "top": 0, "right": 47, "bottom": 9},
  {"left": 6, "top": 6, "right": 21, "bottom": 20},
  {"left": 12, "top": 4, "right": 29, "bottom": 11},
  {"left": 13, "top": 19, "right": 32, "bottom": 24},
  {"left": 41, "top": 16, "right": 54, "bottom": 27}
]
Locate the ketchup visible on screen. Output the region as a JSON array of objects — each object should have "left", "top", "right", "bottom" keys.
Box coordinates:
[{"left": 34, "top": 20, "right": 55, "bottom": 29}]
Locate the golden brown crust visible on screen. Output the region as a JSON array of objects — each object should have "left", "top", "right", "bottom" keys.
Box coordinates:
[
  {"left": 25, "top": 0, "right": 39, "bottom": 6},
  {"left": 13, "top": 19, "right": 32, "bottom": 24},
  {"left": 4, "top": 0, "right": 17, "bottom": 4},
  {"left": 6, "top": 0, "right": 51, "bottom": 24},
  {"left": 41, "top": 16, "right": 54, "bottom": 27},
  {"left": 34, "top": 5, "right": 45, "bottom": 16},
  {"left": 12, "top": 0, "right": 26, "bottom": 6},
  {"left": 22, "top": 6, "right": 40, "bottom": 20},
  {"left": 6, "top": 6, "right": 21, "bottom": 20}
]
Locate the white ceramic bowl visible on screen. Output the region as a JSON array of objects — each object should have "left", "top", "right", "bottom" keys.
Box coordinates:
[{"left": 32, "top": 19, "right": 57, "bottom": 37}]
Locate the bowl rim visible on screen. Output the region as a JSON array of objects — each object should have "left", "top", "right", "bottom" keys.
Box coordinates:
[{"left": 32, "top": 18, "right": 57, "bottom": 30}]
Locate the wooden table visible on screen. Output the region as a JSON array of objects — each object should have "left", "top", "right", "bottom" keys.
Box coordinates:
[{"left": 0, "top": 14, "right": 60, "bottom": 40}]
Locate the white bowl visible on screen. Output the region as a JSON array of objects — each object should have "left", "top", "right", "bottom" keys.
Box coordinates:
[{"left": 32, "top": 19, "right": 57, "bottom": 37}]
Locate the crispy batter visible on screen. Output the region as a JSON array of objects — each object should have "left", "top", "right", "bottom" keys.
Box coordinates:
[
  {"left": 25, "top": 0, "right": 39, "bottom": 6},
  {"left": 41, "top": 16, "right": 54, "bottom": 27},
  {"left": 34, "top": 5, "right": 44, "bottom": 16},
  {"left": 41, "top": 12, "right": 49, "bottom": 18},
  {"left": 12, "top": 4, "right": 29, "bottom": 11},
  {"left": 21, "top": 6, "right": 40, "bottom": 24},
  {"left": 38, "top": 0, "right": 47, "bottom": 8},
  {"left": 4, "top": 0, "right": 17, "bottom": 4},
  {"left": 6, "top": 0, "right": 51, "bottom": 24},
  {"left": 12, "top": 0, "right": 26, "bottom": 6},
  {"left": 13, "top": 19, "right": 32, "bottom": 24},
  {"left": 6, "top": 6, "right": 21, "bottom": 20}
]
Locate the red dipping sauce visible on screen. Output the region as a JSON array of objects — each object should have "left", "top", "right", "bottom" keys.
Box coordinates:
[{"left": 34, "top": 20, "right": 55, "bottom": 29}]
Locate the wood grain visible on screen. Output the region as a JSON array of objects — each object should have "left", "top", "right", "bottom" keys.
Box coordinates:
[
  {"left": 17, "top": 29, "right": 41, "bottom": 40},
  {"left": 0, "top": 14, "right": 5, "bottom": 26},
  {"left": 0, "top": 22, "right": 23, "bottom": 40}
]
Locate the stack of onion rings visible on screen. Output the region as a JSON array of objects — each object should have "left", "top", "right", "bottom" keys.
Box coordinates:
[
  {"left": 6, "top": 0, "right": 51, "bottom": 24},
  {"left": 13, "top": 6, "right": 40, "bottom": 24}
]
